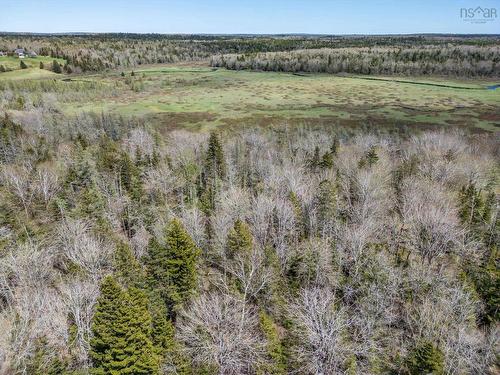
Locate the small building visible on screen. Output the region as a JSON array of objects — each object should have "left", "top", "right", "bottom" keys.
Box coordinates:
[
  {"left": 14, "top": 48, "right": 25, "bottom": 57},
  {"left": 0, "top": 51, "right": 5, "bottom": 56},
  {"left": 28, "top": 51, "right": 37, "bottom": 58}
]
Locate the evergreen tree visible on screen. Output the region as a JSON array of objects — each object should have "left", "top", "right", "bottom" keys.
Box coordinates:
[
  {"left": 458, "top": 181, "right": 485, "bottom": 231},
  {"left": 199, "top": 132, "right": 226, "bottom": 213},
  {"left": 39, "top": 61, "right": 44, "bottom": 69},
  {"left": 118, "top": 151, "right": 144, "bottom": 201},
  {"left": 359, "top": 146, "right": 379, "bottom": 168},
  {"left": 90, "top": 276, "right": 159, "bottom": 375},
  {"left": 320, "top": 151, "right": 334, "bottom": 169},
  {"left": 309, "top": 146, "right": 321, "bottom": 170},
  {"left": 148, "top": 294, "right": 192, "bottom": 373},
  {"left": 90, "top": 276, "right": 123, "bottom": 373},
  {"left": 0, "top": 65, "right": 5, "bottom": 73},
  {"left": 204, "top": 132, "right": 227, "bottom": 180},
  {"left": 259, "top": 311, "right": 286, "bottom": 375},
  {"left": 226, "top": 219, "right": 253, "bottom": 258},
  {"left": 52, "top": 60, "right": 62, "bottom": 74},
  {"left": 465, "top": 247, "right": 500, "bottom": 326},
  {"left": 289, "top": 191, "right": 306, "bottom": 240},
  {"left": 75, "top": 182, "right": 106, "bottom": 222},
  {"left": 330, "top": 136, "right": 340, "bottom": 156},
  {"left": 316, "top": 180, "right": 337, "bottom": 232},
  {"left": 26, "top": 338, "right": 66, "bottom": 375},
  {"left": 406, "top": 341, "right": 444, "bottom": 375},
  {"left": 144, "top": 218, "right": 200, "bottom": 312},
  {"left": 114, "top": 242, "right": 145, "bottom": 289},
  {"left": 20, "top": 60, "right": 28, "bottom": 69}
]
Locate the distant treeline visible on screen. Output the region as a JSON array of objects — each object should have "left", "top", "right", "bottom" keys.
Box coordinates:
[
  {"left": 211, "top": 45, "right": 500, "bottom": 77},
  {"left": 1, "top": 34, "right": 499, "bottom": 73}
]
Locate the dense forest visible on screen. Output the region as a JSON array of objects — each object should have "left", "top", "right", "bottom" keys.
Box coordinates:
[
  {"left": 1, "top": 33, "right": 499, "bottom": 73},
  {"left": 211, "top": 45, "right": 500, "bottom": 77},
  {"left": 0, "top": 111, "right": 498, "bottom": 373}
]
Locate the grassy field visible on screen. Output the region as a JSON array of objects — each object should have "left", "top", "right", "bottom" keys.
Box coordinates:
[
  {"left": 2, "top": 64, "right": 499, "bottom": 132},
  {"left": 0, "top": 55, "right": 66, "bottom": 70}
]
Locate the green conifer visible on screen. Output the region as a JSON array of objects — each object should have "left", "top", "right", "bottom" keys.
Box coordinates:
[
  {"left": 309, "top": 146, "right": 321, "bottom": 170},
  {"left": 458, "top": 181, "right": 485, "bottom": 230},
  {"left": 90, "top": 276, "right": 123, "bottom": 373},
  {"left": 114, "top": 242, "right": 145, "bottom": 289},
  {"left": 205, "top": 132, "right": 227, "bottom": 180},
  {"left": 52, "top": 60, "right": 62, "bottom": 74},
  {"left": 320, "top": 151, "right": 334, "bottom": 169},
  {"left": 289, "top": 191, "right": 306, "bottom": 239},
  {"left": 259, "top": 311, "right": 286, "bottom": 375},
  {"left": 90, "top": 276, "right": 159, "bottom": 374},
  {"left": 226, "top": 219, "right": 253, "bottom": 258},
  {"left": 316, "top": 180, "right": 337, "bottom": 232},
  {"left": 330, "top": 136, "right": 340, "bottom": 156},
  {"left": 407, "top": 341, "right": 444, "bottom": 375},
  {"left": 144, "top": 218, "right": 200, "bottom": 312}
]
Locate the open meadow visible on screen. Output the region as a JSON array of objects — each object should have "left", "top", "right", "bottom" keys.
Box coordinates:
[{"left": 1, "top": 63, "right": 499, "bottom": 132}]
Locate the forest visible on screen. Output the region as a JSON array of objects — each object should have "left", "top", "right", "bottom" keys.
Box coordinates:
[
  {"left": 0, "top": 114, "right": 498, "bottom": 374},
  {"left": 1, "top": 33, "right": 499, "bottom": 73},
  {"left": 211, "top": 45, "right": 500, "bottom": 77},
  {"left": 0, "top": 32, "right": 499, "bottom": 375}
]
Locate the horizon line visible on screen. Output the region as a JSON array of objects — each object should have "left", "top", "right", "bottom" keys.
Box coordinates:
[{"left": 1, "top": 31, "right": 500, "bottom": 37}]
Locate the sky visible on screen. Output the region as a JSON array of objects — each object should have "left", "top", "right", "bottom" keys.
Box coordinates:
[{"left": 1, "top": 0, "right": 499, "bottom": 34}]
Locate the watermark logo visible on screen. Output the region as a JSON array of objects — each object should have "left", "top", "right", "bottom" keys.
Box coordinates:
[{"left": 460, "top": 6, "right": 497, "bottom": 23}]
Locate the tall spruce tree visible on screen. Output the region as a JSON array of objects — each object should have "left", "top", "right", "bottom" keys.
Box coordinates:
[
  {"left": 144, "top": 218, "right": 200, "bottom": 313},
  {"left": 205, "top": 132, "right": 226, "bottom": 180},
  {"left": 407, "top": 341, "right": 444, "bottom": 375},
  {"left": 316, "top": 179, "right": 337, "bottom": 232},
  {"left": 289, "top": 191, "right": 306, "bottom": 240},
  {"left": 90, "top": 276, "right": 122, "bottom": 373},
  {"left": 226, "top": 219, "right": 253, "bottom": 258},
  {"left": 114, "top": 242, "right": 145, "bottom": 289},
  {"left": 200, "top": 132, "right": 226, "bottom": 213},
  {"left": 90, "top": 276, "right": 159, "bottom": 375}
]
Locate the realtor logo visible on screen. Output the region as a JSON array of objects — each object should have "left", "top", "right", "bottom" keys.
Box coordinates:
[{"left": 460, "top": 6, "right": 497, "bottom": 23}]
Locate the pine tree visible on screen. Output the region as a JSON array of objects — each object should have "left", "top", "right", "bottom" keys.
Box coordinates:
[
  {"left": 316, "top": 180, "right": 337, "bottom": 232},
  {"left": 118, "top": 151, "right": 144, "bottom": 201},
  {"left": 330, "top": 136, "right": 340, "bottom": 156},
  {"left": 26, "top": 338, "right": 66, "bottom": 375},
  {"left": 39, "top": 61, "right": 44, "bottom": 69},
  {"left": 148, "top": 294, "right": 192, "bottom": 373},
  {"left": 309, "top": 146, "right": 321, "bottom": 170},
  {"left": 259, "top": 311, "right": 286, "bottom": 375},
  {"left": 90, "top": 276, "right": 159, "bottom": 375},
  {"left": 458, "top": 181, "right": 485, "bottom": 231},
  {"left": 144, "top": 218, "right": 200, "bottom": 312},
  {"left": 52, "top": 60, "right": 62, "bottom": 74},
  {"left": 204, "top": 132, "right": 227, "bottom": 180},
  {"left": 359, "top": 146, "right": 379, "bottom": 168},
  {"left": 90, "top": 276, "right": 123, "bottom": 373},
  {"left": 120, "top": 288, "right": 159, "bottom": 374},
  {"left": 407, "top": 341, "right": 444, "bottom": 375},
  {"left": 20, "top": 60, "right": 28, "bottom": 69},
  {"left": 226, "top": 219, "right": 253, "bottom": 258},
  {"left": 288, "top": 191, "right": 306, "bottom": 239},
  {"left": 199, "top": 132, "right": 226, "bottom": 213},
  {"left": 320, "top": 151, "right": 334, "bottom": 169},
  {"left": 114, "top": 242, "right": 145, "bottom": 289}
]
